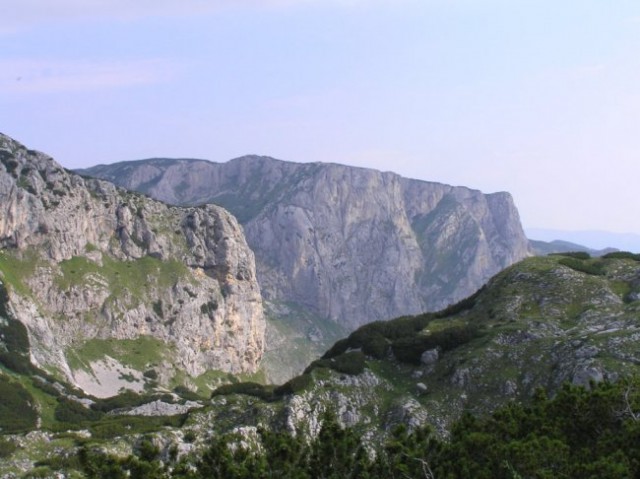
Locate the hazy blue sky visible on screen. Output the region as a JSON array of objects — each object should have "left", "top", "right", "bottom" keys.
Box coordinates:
[{"left": 1, "top": 1, "right": 639, "bottom": 236}]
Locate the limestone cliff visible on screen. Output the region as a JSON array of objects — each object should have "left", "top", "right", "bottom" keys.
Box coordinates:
[
  {"left": 0, "top": 133, "right": 264, "bottom": 393},
  {"left": 82, "top": 156, "right": 530, "bottom": 329}
]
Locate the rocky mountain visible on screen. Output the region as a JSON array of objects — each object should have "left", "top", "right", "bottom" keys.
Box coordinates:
[
  {"left": 0, "top": 133, "right": 265, "bottom": 396},
  {"left": 529, "top": 238, "right": 617, "bottom": 257},
  {"left": 80, "top": 157, "right": 531, "bottom": 332},
  {"left": 527, "top": 227, "right": 640, "bottom": 253},
  {"left": 3, "top": 252, "right": 640, "bottom": 476}
]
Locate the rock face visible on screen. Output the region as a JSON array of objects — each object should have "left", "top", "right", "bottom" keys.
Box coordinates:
[
  {"left": 80, "top": 156, "right": 530, "bottom": 329},
  {"left": 0, "top": 133, "right": 265, "bottom": 389}
]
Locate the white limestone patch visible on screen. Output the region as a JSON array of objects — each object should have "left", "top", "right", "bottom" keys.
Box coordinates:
[{"left": 72, "top": 356, "right": 144, "bottom": 398}]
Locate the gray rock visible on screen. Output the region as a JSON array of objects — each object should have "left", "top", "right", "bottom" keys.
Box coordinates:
[
  {"left": 0, "top": 133, "right": 265, "bottom": 388},
  {"left": 121, "top": 400, "right": 202, "bottom": 416},
  {"left": 420, "top": 348, "right": 439, "bottom": 365},
  {"left": 80, "top": 155, "right": 530, "bottom": 330},
  {"left": 572, "top": 365, "right": 604, "bottom": 387},
  {"left": 502, "top": 380, "right": 517, "bottom": 396}
]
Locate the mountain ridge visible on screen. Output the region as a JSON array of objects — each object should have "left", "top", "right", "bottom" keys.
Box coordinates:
[{"left": 80, "top": 155, "right": 531, "bottom": 331}]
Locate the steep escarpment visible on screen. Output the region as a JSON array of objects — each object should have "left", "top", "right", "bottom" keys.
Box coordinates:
[
  {"left": 0, "top": 134, "right": 264, "bottom": 394},
  {"left": 81, "top": 156, "right": 530, "bottom": 329}
]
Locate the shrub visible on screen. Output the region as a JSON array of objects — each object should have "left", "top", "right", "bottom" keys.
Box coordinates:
[
  {"left": 273, "top": 374, "right": 313, "bottom": 396},
  {"left": 391, "top": 324, "right": 479, "bottom": 364},
  {"left": 322, "top": 338, "right": 350, "bottom": 359},
  {"left": 152, "top": 300, "right": 164, "bottom": 318},
  {"left": 361, "top": 333, "right": 389, "bottom": 359},
  {"left": 306, "top": 351, "right": 367, "bottom": 376},
  {"left": 435, "top": 286, "right": 485, "bottom": 318},
  {"left": 0, "top": 437, "right": 17, "bottom": 458},
  {"left": 184, "top": 430, "right": 197, "bottom": 443},
  {"left": 0, "top": 375, "right": 38, "bottom": 433},
  {"left": 173, "top": 385, "right": 201, "bottom": 401},
  {"left": 0, "top": 298, "right": 31, "bottom": 354},
  {"left": 55, "top": 397, "right": 103, "bottom": 424},
  {"left": 0, "top": 352, "right": 36, "bottom": 375},
  {"left": 32, "top": 377, "right": 62, "bottom": 397},
  {"left": 210, "top": 382, "right": 277, "bottom": 402},
  {"left": 602, "top": 251, "right": 640, "bottom": 261},
  {"left": 329, "top": 351, "right": 366, "bottom": 375},
  {"left": 551, "top": 251, "right": 592, "bottom": 260},
  {"left": 558, "top": 257, "right": 605, "bottom": 276}
]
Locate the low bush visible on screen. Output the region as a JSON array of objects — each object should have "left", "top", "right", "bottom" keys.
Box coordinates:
[
  {"left": 173, "top": 385, "right": 202, "bottom": 401},
  {"left": 602, "top": 251, "right": 640, "bottom": 261},
  {"left": 0, "top": 437, "right": 17, "bottom": 458},
  {"left": 0, "top": 375, "right": 38, "bottom": 433},
  {"left": 322, "top": 290, "right": 483, "bottom": 365},
  {"left": 558, "top": 257, "right": 605, "bottom": 276},
  {"left": 392, "top": 324, "right": 479, "bottom": 364},
  {"left": 210, "top": 382, "right": 278, "bottom": 402},
  {"left": 434, "top": 286, "right": 485, "bottom": 318},
  {"left": 55, "top": 397, "right": 104, "bottom": 424},
  {"left": 306, "top": 351, "right": 367, "bottom": 376},
  {"left": 32, "top": 377, "right": 63, "bottom": 397},
  {"left": 274, "top": 374, "right": 313, "bottom": 396},
  {"left": 0, "top": 352, "right": 36, "bottom": 375},
  {"left": 551, "top": 251, "right": 592, "bottom": 259}
]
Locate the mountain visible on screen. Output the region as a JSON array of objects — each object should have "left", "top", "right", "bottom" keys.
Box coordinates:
[
  {"left": 527, "top": 228, "right": 640, "bottom": 253},
  {"left": 79, "top": 156, "right": 530, "bottom": 332},
  {"left": 3, "top": 252, "right": 640, "bottom": 475},
  {"left": 0, "top": 133, "right": 265, "bottom": 397},
  {"left": 528, "top": 238, "right": 617, "bottom": 256}
]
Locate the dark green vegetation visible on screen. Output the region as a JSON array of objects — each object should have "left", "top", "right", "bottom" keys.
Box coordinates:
[
  {"left": 210, "top": 371, "right": 314, "bottom": 402},
  {"left": 0, "top": 375, "right": 38, "bottom": 433},
  {"left": 34, "top": 378, "right": 640, "bottom": 478},
  {"left": 603, "top": 251, "right": 640, "bottom": 261},
  {"left": 321, "top": 298, "right": 480, "bottom": 364},
  {"left": 0, "top": 281, "right": 35, "bottom": 375},
  {"left": 550, "top": 252, "right": 607, "bottom": 276}
]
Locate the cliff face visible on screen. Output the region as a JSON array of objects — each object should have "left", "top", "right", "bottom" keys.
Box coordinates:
[
  {"left": 0, "top": 134, "right": 264, "bottom": 393},
  {"left": 83, "top": 156, "right": 530, "bottom": 329}
]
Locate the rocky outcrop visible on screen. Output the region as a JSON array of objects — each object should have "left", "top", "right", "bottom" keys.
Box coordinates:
[
  {"left": 0, "top": 133, "right": 265, "bottom": 388},
  {"left": 80, "top": 156, "right": 530, "bottom": 329}
]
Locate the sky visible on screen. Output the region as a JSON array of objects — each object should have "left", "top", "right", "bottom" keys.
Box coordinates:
[{"left": 1, "top": 0, "right": 640, "bottom": 240}]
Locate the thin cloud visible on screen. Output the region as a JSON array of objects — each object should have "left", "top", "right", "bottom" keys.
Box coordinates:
[
  {"left": 0, "top": 58, "right": 178, "bottom": 94},
  {"left": 1, "top": 0, "right": 413, "bottom": 31}
]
